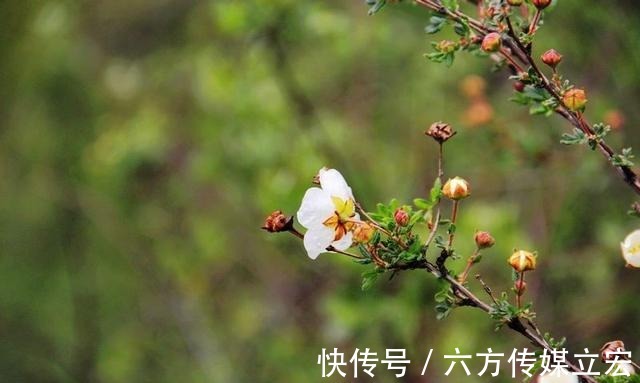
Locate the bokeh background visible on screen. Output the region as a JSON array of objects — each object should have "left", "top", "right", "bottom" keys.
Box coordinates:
[{"left": 1, "top": 0, "right": 640, "bottom": 382}]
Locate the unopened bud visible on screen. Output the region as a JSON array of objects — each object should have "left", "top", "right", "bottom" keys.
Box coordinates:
[
  {"left": 353, "top": 222, "right": 376, "bottom": 243},
  {"left": 541, "top": 49, "right": 563, "bottom": 69},
  {"left": 514, "top": 279, "right": 527, "bottom": 295},
  {"left": 562, "top": 88, "right": 587, "bottom": 111},
  {"left": 532, "top": 0, "right": 552, "bottom": 10},
  {"left": 262, "top": 210, "right": 294, "bottom": 233},
  {"left": 425, "top": 121, "right": 456, "bottom": 143},
  {"left": 442, "top": 177, "right": 471, "bottom": 201},
  {"left": 474, "top": 231, "right": 495, "bottom": 249},
  {"left": 600, "top": 340, "right": 626, "bottom": 362},
  {"left": 507, "top": 0, "right": 523, "bottom": 5},
  {"left": 436, "top": 40, "right": 457, "bottom": 54},
  {"left": 481, "top": 33, "right": 502, "bottom": 53},
  {"left": 394, "top": 209, "right": 409, "bottom": 227},
  {"left": 508, "top": 250, "right": 537, "bottom": 272},
  {"left": 513, "top": 81, "right": 526, "bottom": 93}
]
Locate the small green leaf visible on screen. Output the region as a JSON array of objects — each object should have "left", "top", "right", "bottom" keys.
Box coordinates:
[
  {"left": 611, "top": 147, "right": 635, "bottom": 167},
  {"left": 366, "top": 0, "right": 387, "bottom": 15},
  {"left": 560, "top": 128, "right": 588, "bottom": 146},
  {"left": 425, "top": 16, "right": 446, "bottom": 34}
]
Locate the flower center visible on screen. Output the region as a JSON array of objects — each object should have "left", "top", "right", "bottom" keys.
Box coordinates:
[{"left": 322, "top": 196, "right": 356, "bottom": 241}]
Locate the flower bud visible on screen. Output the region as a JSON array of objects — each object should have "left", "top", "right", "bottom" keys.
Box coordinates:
[
  {"left": 541, "top": 49, "right": 563, "bottom": 69},
  {"left": 562, "top": 88, "right": 587, "bottom": 111},
  {"left": 513, "top": 81, "right": 526, "bottom": 93},
  {"left": 436, "top": 40, "right": 457, "bottom": 54},
  {"left": 531, "top": 0, "right": 552, "bottom": 10},
  {"left": 394, "top": 209, "right": 409, "bottom": 227},
  {"left": 514, "top": 279, "right": 527, "bottom": 295},
  {"left": 600, "top": 340, "right": 626, "bottom": 362},
  {"left": 442, "top": 177, "right": 471, "bottom": 201},
  {"left": 262, "top": 210, "right": 294, "bottom": 233},
  {"left": 507, "top": 0, "right": 523, "bottom": 5},
  {"left": 474, "top": 231, "right": 495, "bottom": 249},
  {"left": 353, "top": 222, "right": 376, "bottom": 243},
  {"left": 481, "top": 33, "right": 502, "bottom": 53},
  {"left": 508, "top": 250, "right": 537, "bottom": 272},
  {"left": 425, "top": 121, "right": 456, "bottom": 143}
]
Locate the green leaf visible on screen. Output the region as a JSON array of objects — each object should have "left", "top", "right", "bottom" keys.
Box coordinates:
[
  {"left": 425, "top": 16, "right": 446, "bottom": 34},
  {"left": 430, "top": 177, "right": 442, "bottom": 203},
  {"left": 560, "top": 128, "right": 588, "bottom": 146},
  {"left": 361, "top": 268, "right": 382, "bottom": 291},
  {"left": 453, "top": 20, "right": 470, "bottom": 37},
  {"left": 441, "top": 0, "right": 459, "bottom": 11},
  {"left": 611, "top": 147, "right": 635, "bottom": 167},
  {"left": 366, "top": 0, "right": 387, "bottom": 15}
]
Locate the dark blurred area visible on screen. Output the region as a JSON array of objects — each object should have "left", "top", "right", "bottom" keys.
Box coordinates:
[{"left": 0, "top": 0, "right": 639, "bottom": 382}]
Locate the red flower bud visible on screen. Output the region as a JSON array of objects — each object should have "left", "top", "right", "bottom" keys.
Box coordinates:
[
  {"left": 474, "top": 231, "right": 495, "bottom": 249},
  {"left": 541, "top": 49, "right": 563, "bottom": 69},
  {"left": 514, "top": 279, "right": 527, "bottom": 295},
  {"left": 513, "top": 81, "right": 526, "bottom": 93},
  {"left": 394, "top": 209, "right": 409, "bottom": 227},
  {"left": 262, "top": 210, "right": 294, "bottom": 233},
  {"left": 531, "top": 0, "right": 552, "bottom": 10},
  {"left": 481, "top": 33, "right": 502, "bottom": 53},
  {"left": 425, "top": 121, "right": 456, "bottom": 143}
]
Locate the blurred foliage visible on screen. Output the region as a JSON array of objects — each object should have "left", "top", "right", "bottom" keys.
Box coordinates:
[{"left": 0, "top": 0, "right": 639, "bottom": 382}]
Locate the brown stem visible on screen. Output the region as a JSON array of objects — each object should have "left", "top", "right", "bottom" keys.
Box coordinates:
[
  {"left": 528, "top": 9, "right": 541, "bottom": 35},
  {"left": 458, "top": 248, "right": 479, "bottom": 283},
  {"left": 414, "top": 2, "right": 640, "bottom": 196},
  {"left": 500, "top": 48, "right": 526, "bottom": 74},
  {"left": 447, "top": 200, "right": 459, "bottom": 248},
  {"left": 516, "top": 271, "right": 525, "bottom": 309},
  {"left": 392, "top": 259, "right": 596, "bottom": 382}
]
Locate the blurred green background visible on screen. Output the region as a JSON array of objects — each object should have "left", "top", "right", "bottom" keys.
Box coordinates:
[{"left": 1, "top": 0, "right": 640, "bottom": 382}]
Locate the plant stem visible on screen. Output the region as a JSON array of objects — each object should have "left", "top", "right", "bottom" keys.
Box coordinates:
[
  {"left": 414, "top": 2, "right": 640, "bottom": 196},
  {"left": 528, "top": 9, "right": 541, "bottom": 35},
  {"left": 516, "top": 271, "right": 525, "bottom": 309},
  {"left": 458, "top": 248, "right": 479, "bottom": 283},
  {"left": 447, "top": 200, "right": 459, "bottom": 248}
]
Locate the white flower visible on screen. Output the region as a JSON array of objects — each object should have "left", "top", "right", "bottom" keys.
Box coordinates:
[
  {"left": 537, "top": 370, "right": 578, "bottom": 383},
  {"left": 297, "top": 168, "right": 361, "bottom": 259},
  {"left": 621, "top": 229, "right": 640, "bottom": 268}
]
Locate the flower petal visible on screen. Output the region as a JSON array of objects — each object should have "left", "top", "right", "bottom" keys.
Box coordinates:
[
  {"left": 538, "top": 370, "right": 578, "bottom": 383},
  {"left": 297, "top": 187, "right": 334, "bottom": 229},
  {"left": 331, "top": 231, "right": 354, "bottom": 252},
  {"left": 319, "top": 168, "right": 353, "bottom": 200},
  {"left": 303, "top": 225, "right": 334, "bottom": 260},
  {"left": 621, "top": 229, "right": 640, "bottom": 268}
]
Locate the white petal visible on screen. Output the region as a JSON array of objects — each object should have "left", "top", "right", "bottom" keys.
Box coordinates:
[
  {"left": 319, "top": 168, "right": 353, "bottom": 200},
  {"left": 538, "top": 370, "right": 578, "bottom": 383},
  {"left": 303, "top": 225, "right": 334, "bottom": 260},
  {"left": 332, "top": 231, "right": 354, "bottom": 251},
  {"left": 621, "top": 229, "right": 640, "bottom": 268},
  {"left": 297, "top": 187, "right": 334, "bottom": 229}
]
